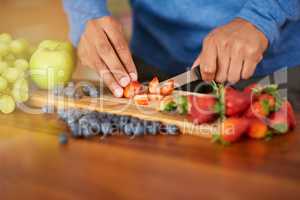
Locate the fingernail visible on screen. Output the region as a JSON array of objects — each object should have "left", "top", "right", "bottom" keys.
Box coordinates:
[
  {"left": 114, "top": 87, "right": 123, "bottom": 97},
  {"left": 129, "top": 73, "right": 137, "bottom": 81},
  {"left": 120, "top": 76, "right": 130, "bottom": 87}
]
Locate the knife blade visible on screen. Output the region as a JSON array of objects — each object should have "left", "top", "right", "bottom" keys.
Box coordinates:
[{"left": 161, "top": 65, "right": 202, "bottom": 89}]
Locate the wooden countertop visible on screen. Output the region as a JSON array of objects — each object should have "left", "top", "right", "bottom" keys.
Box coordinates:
[{"left": 0, "top": 110, "right": 300, "bottom": 199}]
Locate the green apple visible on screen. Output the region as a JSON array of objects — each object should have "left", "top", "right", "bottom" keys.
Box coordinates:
[{"left": 30, "top": 40, "right": 75, "bottom": 90}]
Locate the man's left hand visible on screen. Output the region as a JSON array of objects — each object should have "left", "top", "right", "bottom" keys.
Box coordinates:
[{"left": 193, "top": 18, "right": 269, "bottom": 84}]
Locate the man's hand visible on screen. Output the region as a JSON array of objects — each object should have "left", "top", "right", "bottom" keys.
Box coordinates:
[
  {"left": 193, "top": 18, "right": 269, "bottom": 84},
  {"left": 78, "top": 16, "right": 137, "bottom": 97}
]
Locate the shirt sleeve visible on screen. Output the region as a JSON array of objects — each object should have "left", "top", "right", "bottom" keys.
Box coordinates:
[
  {"left": 237, "top": 0, "right": 300, "bottom": 47},
  {"left": 63, "top": 0, "right": 110, "bottom": 46}
]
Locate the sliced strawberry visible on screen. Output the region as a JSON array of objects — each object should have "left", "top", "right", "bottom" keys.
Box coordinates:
[
  {"left": 225, "top": 87, "right": 251, "bottom": 117},
  {"left": 149, "top": 77, "right": 160, "bottom": 94},
  {"left": 215, "top": 117, "right": 249, "bottom": 143},
  {"left": 124, "top": 81, "right": 143, "bottom": 98},
  {"left": 160, "top": 80, "right": 174, "bottom": 96},
  {"left": 188, "top": 95, "right": 218, "bottom": 124},
  {"left": 134, "top": 94, "right": 149, "bottom": 106},
  {"left": 247, "top": 118, "right": 269, "bottom": 139},
  {"left": 148, "top": 94, "right": 164, "bottom": 101}
]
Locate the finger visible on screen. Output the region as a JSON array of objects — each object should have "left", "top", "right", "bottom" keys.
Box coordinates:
[
  {"left": 241, "top": 59, "right": 257, "bottom": 80},
  {"left": 227, "top": 46, "right": 244, "bottom": 84},
  {"left": 215, "top": 43, "right": 230, "bottom": 83},
  {"left": 91, "top": 24, "right": 130, "bottom": 87},
  {"left": 103, "top": 24, "right": 138, "bottom": 81},
  {"left": 199, "top": 37, "right": 217, "bottom": 81},
  {"left": 82, "top": 36, "right": 124, "bottom": 97}
]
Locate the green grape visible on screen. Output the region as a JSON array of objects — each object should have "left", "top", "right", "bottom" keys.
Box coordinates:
[
  {"left": 0, "top": 33, "right": 12, "bottom": 43},
  {"left": 0, "top": 77, "right": 8, "bottom": 92},
  {"left": 14, "top": 59, "right": 29, "bottom": 71},
  {"left": 0, "top": 95, "right": 16, "bottom": 114},
  {"left": 10, "top": 39, "right": 29, "bottom": 55},
  {"left": 4, "top": 54, "right": 16, "bottom": 66},
  {"left": 12, "top": 78, "right": 29, "bottom": 103},
  {"left": 0, "top": 42, "right": 9, "bottom": 57},
  {"left": 2, "top": 67, "right": 20, "bottom": 83},
  {"left": 0, "top": 61, "right": 9, "bottom": 74}
]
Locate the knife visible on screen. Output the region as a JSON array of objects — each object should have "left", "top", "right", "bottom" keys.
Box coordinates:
[{"left": 161, "top": 65, "right": 202, "bottom": 89}]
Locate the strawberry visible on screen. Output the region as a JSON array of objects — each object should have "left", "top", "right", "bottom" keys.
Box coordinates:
[
  {"left": 213, "top": 117, "right": 249, "bottom": 144},
  {"left": 243, "top": 83, "right": 258, "bottom": 94},
  {"left": 258, "top": 93, "right": 276, "bottom": 112},
  {"left": 188, "top": 95, "right": 219, "bottom": 124},
  {"left": 225, "top": 87, "right": 251, "bottom": 117},
  {"left": 124, "top": 81, "right": 143, "bottom": 98},
  {"left": 160, "top": 80, "right": 174, "bottom": 96},
  {"left": 245, "top": 100, "right": 270, "bottom": 119},
  {"left": 247, "top": 118, "right": 269, "bottom": 139},
  {"left": 286, "top": 101, "right": 296, "bottom": 129},
  {"left": 268, "top": 101, "right": 292, "bottom": 134},
  {"left": 149, "top": 77, "right": 160, "bottom": 94},
  {"left": 134, "top": 94, "right": 149, "bottom": 106}
]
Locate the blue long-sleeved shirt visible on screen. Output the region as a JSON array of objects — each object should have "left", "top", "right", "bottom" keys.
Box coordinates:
[{"left": 63, "top": 0, "right": 300, "bottom": 77}]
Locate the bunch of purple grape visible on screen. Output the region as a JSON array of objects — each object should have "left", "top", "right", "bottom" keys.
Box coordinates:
[
  {"left": 56, "top": 108, "right": 180, "bottom": 138},
  {"left": 52, "top": 81, "right": 99, "bottom": 99}
]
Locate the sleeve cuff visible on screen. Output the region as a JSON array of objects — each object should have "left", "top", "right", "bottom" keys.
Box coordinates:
[
  {"left": 63, "top": 0, "right": 110, "bottom": 46},
  {"left": 237, "top": 1, "right": 283, "bottom": 47}
]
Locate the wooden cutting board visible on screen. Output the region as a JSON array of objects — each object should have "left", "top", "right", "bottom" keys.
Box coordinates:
[{"left": 28, "top": 89, "right": 219, "bottom": 138}]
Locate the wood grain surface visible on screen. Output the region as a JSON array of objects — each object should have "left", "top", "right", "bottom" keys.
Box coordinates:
[{"left": 0, "top": 109, "right": 300, "bottom": 199}]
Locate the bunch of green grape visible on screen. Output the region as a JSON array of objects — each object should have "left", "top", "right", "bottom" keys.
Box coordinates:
[{"left": 0, "top": 33, "right": 35, "bottom": 114}]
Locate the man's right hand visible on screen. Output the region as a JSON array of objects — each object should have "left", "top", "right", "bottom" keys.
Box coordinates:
[{"left": 78, "top": 16, "right": 137, "bottom": 97}]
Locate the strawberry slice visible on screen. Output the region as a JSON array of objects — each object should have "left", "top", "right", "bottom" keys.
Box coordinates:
[
  {"left": 134, "top": 94, "right": 149, "bottom": 106},
  {"left": 124, "top": 81, "right": 143, "bottom": 98},
  {"left": 149, "top": 77, "right": 160, "bottom": 94},
  {"left": 160, "top": 80, "right": 174, "bottom": 96},
  {"left": 188, "top": 95, "right": 219, "bottom": 124},
  {"left": 225, "top": 87, "right": 251, "bottom": 117},
  {"left": 148, "top": 94, "right": 164, "bottom": 101}
]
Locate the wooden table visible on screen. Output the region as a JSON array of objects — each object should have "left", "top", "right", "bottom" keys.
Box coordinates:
[{"left": 1, "top": 111, "right": 300, "bottom": 200}]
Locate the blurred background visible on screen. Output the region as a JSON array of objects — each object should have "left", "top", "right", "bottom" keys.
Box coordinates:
[{"left": 0, "top": 0, "right": 132, "bottom": 80}]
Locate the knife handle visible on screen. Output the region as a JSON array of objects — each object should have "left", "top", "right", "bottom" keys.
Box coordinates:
[{"left": 193, "top": 65, "right": 202, "bottom": 80}]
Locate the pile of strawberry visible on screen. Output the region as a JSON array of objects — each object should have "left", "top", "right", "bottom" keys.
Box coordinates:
[
  {"left": 188, "top": 83, "right": 296, "bottom": 144},
  {"left": 123, "top": 77, "right": 296, "bottom": 145}
]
